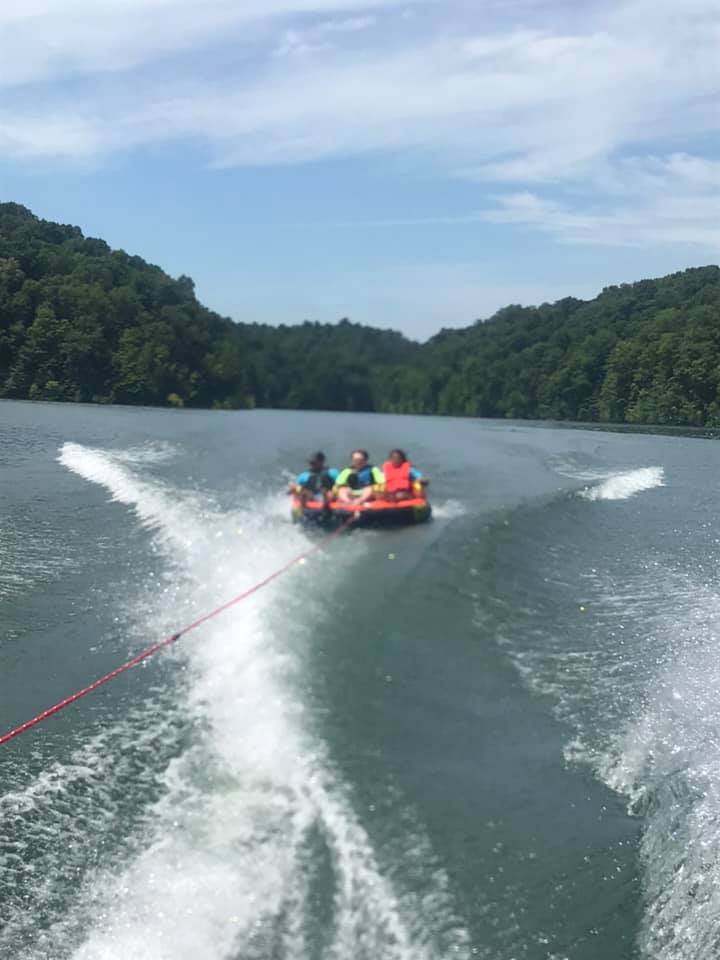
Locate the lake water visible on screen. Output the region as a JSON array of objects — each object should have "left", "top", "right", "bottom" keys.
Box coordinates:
[{"left": 1, "top": 400, "right": 719, "bottom": 960}]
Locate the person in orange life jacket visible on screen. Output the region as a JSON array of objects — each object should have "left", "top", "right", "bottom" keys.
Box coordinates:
[
  {"left": 289, "top": 451, "right": 338, "bottom": 507},
  {"left": 382, "top": 449, "right": 427, "bottom": 501},
  {"left": 335, "top": 450, "right": 384, "bottom": 505}
]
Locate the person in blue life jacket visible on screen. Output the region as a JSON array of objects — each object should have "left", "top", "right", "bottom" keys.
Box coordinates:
[
  {"left": 290, "top": 451, "right": 339, "bottom": 507},
  {"left": 335, "top": 449, "right": 385, "bottom": 505}
]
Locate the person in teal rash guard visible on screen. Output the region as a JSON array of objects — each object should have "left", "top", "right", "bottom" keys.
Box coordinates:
[
  {"left": 290, "top": 451, "right": 339, "bottom": 507},
  {"left": 335, "top": 449, "right": 384, "bottom": 505}
]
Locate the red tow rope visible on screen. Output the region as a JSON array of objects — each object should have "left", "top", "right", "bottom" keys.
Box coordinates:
[{"left": 0, "top": 520, "right": 352, "bottom": 747}]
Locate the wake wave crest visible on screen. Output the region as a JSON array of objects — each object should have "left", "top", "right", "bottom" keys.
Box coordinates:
[
  {"left": 580, "top": 466, "right": 665, "bottom": 501},
  {"left": 58, "top": 441, "right": 208, "bottom": 547}
]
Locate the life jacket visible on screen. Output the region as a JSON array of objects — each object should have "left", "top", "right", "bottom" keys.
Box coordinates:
[
  {"left": 346, "top": 464, "right": 377, "bottom": 490},
  {"left": 302, "top": 469, "right": 332, "bottom": 493},
  {"left": 383, "top": 459, "right": 413, "bottom": 493}
]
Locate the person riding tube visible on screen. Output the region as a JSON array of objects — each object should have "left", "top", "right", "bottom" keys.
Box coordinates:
[
  {"left": 382, "top": 449, "right": 427, "bottom": 502},
  {"left": 335, "top": 450, "right": 384, "bottom": 505},
  {"left": 290, "top": 451, "right": 338, "bottom": 508}
]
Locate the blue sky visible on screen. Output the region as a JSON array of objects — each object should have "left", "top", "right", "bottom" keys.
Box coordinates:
[{"left": 1, "top": 0, "right": 719, "bottom": 340}]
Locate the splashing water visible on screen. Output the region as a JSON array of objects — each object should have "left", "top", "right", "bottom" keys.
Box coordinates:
[
  {"left": 487, "top": 497, "right": 720, "bottom": 960},
  {"left": 598, "top": 584, "right": 720, "bottom": 960},
  {"left": 580, "top": 467, "right": 665, "bottom": 502},
  {"left": 1, "top": 442, "right": 471, "bottom": 960}
]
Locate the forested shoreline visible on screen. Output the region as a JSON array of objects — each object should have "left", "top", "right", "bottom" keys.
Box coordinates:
[{"left": 2, "top": 202, "right": 719, "bottom": 426}]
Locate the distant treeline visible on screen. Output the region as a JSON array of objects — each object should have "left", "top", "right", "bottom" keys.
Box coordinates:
[{"left": 1, "top": 202, "right": 719, "bottom": 426}]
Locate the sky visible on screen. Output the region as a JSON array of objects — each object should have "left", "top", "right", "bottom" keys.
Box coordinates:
[{"left": 1, "top": 0, "right": 719, "bottom": 340}]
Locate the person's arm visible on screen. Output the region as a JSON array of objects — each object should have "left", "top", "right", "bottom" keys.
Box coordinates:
[
  {"left": 290, "top": 470, "right": 308, "bottom": 494},
  {"left": 410, "top": 466, "right": 429, "bottom": 495}
]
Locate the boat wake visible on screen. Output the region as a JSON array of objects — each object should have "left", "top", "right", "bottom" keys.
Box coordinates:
[
  {"left": 1, "top": 442, "right": 470, "bottom": 960},
  {"left": 579, "top": 467, "right": 665, "bottom": 501},
  {"left": 431, "top": 498, "right": 467, "bottom": 520},
  {"left": 595, "top": 581, "right": 720, "bottom": 960},
  {"left": 493, "top": 524, "right": 720, "bottom": 959}
]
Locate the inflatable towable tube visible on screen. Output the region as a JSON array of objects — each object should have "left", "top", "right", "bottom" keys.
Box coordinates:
[{"left": 291, "top": 496, "right": 432, "bottom": 528}]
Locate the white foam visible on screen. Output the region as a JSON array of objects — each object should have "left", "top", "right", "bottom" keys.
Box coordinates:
[
  {"left": 59, "top": 441, "right": 211, "bottom": 554},
  {"left": 431, "top": 499, "right": 467, "bottom": 519},
  {"left": 580, "top": 466, "right": 665, "bottom": 501},
  {"left": 0, "top": 704, "right": 185, "bottom": 958},
  {"left": 530, "top": 563, "right": 720, "bottom": 960},
  {"left": 16, "top": 442, "right": 472, "bottom": 960},
  {"left": 599, "top": 622, "right": 720, "bottom": 960}
]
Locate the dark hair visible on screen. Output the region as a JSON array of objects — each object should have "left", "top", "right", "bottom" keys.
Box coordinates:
[
  {"left": 309, "top": 451, "right": 326, "bottom": 463},
  {"left": 390, "top": 448, "right": 407, "bottom": 462},
  {"left": 352, "top": 449, "right": 369, "bottom": 460}
]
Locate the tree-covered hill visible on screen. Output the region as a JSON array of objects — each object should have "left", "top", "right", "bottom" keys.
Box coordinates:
[
  {"left": 381, "top": 265, "right": 720, "bottom": 425},
  {"left": 0, "top": 202, "right": 416, "bottom": 411},
  {"left": 1, "top": 202, "right": 719, "bottom": 425}
]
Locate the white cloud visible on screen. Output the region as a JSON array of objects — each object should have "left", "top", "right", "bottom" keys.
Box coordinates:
[
  {"left": 482, "top": 155, "right": 720, "bottom": 253},
  {"left": 2, "top": 0, "right": 716, "bottom": 164},
  {"left": 273, "top": 14, "right": 375, "bottom": 57},
  {"left": 0, "top": 0, "right": 406, "bottom": 87},
  {"left": 273, "top": 30, "right": 330, "bottom": 58},
  {"left": 316, "top": 15, "right": 376, "bottom": 33},
  {"left": 0, "top": 112, "right": 102, "bottom": 157},
  {"left": 0, "top": 0, "right": 719, "bottom": 253}
]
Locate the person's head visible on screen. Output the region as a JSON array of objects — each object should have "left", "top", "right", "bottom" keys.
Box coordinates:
[
  {"left": 309, "top": 451, "right": 326, "bottom": 471},
  {"left": 351, "top": 449, "right": 369, "bottom": 469},
  {"left": 389, "top": 448, "right": 407, "bottom": 467}
]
